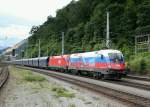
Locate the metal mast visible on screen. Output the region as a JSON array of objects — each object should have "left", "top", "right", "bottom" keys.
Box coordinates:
[
  {"left": 26, "top": 38, "right": 28, "bottom": 58},
  {"left": 106, "top": 11, "right": 110, "bottom": 48},
  {"left": 62, "top": 32, "right": 64, "bottom": 55},
  {"left": 38, "top": 39, "right": 41, "bottom": 57}
]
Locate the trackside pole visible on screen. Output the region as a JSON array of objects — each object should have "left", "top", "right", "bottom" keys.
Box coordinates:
[{"left": 106, "top": 11, "right": 110, "bottom": 48}]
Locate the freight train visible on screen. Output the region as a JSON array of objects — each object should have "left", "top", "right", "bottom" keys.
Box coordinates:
[{"left": 12, "top": 49, "right": 127, "bottom": 79}]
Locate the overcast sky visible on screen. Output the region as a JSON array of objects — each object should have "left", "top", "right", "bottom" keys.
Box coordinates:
[{"left": 0, "top": 0, "right": 74, "bottom": 49}]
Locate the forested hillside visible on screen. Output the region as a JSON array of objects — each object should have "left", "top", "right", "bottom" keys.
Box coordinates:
[{"left": 27, "top": 0, "right": 150, "bottom": 60}]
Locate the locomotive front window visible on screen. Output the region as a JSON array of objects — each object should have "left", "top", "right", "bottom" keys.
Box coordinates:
[{"left": 108, "top": 53, "right": 123, "bottom": 63}]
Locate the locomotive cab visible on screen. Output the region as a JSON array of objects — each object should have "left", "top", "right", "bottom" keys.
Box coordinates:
[
  {"left": 104, "top": 50, "right": 126, "bottom": 79},
  {"left": 108, "top": 52, "right": 125, "bottom": 70}
]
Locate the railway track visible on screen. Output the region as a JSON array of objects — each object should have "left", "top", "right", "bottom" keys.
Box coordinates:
[
  {"left": 0, "top": 66, "right": 9, "bottom": 89},
  {"left": 42, "top": 69, "right": 150, "bottom": 91},
  {"left": 67, "top": 74, "right": 150, "bottom": 91},
  {"left": 17, "top": 66, "right": 150, "bottom": 107},
  {"left": 64, "top": 74, "right": 150, "bottom": 91},
  {"left": 126, "top": 75, "right": 150, "bottom": 82},
  {"left": 104, "top": 79, "right": 150, "bottom": 91}
]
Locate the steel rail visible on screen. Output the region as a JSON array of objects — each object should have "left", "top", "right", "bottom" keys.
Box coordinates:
[
  {"left": 0, "top": 66, "right": 9, "bottom": 89},
  {"left": 126, "top": 75, "right": 150, "bottom": 82},
  {"left": 104, "top": 79, "right": 150, "bottom": 91}
]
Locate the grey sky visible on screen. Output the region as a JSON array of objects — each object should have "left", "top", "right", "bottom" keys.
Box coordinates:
[{"left": 0, "top": 0, "right": 74, "bottom": 49}]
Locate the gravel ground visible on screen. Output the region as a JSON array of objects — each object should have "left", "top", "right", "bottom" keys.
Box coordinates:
[{"left": 0, "top": 66, "right": 127, "bottom": 107}]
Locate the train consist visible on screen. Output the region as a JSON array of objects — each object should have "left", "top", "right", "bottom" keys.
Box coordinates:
[{"left": 12, "top": 49, "right": 126, "bottom": 79}]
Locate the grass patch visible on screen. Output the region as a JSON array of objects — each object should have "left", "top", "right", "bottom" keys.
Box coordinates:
[
  {"left": 19, "top": 69, "right": 46, "bottom": 82},
  {"left": 10, "top": 66, "right": 46, "bottom": 82},
  {"left": 68, "top": 104, "right": 76, "bottom": 107},
  {"left": 24, "top": 74, "right": 46, "bottom": 82},
  {"left": 52, "top": 87, "right": 75, "bottom": 98}
]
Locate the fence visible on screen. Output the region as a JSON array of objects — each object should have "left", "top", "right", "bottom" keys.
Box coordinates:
[{"left": 135, "top": 34, "right": 150, "bottom": 53}]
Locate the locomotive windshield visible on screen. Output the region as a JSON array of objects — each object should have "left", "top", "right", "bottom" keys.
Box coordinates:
[{"left": 108, "top": 53, "right": 124, "bottom": 63}]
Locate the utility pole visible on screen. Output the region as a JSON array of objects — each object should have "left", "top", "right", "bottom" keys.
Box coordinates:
[
  {"left": 38, "top": 39, "right": 41, "bottom": 57},
  {"left": 47, "top": 46, "right": 49, "bottom": 56},
  {"left": 26, "top": 38, "right": 28, "bottom": 58},
  {"left": 62, "top": 32, "right": 64, "bottom": 55},
  {"left": 135, "top": 36, "right": 137, "bottom": 54},
  {"left": 148, "top": 35, "right": 150, "bottom": 52},
  {"left": 106, "top": 11, "right": 110, "bottom": 48}
]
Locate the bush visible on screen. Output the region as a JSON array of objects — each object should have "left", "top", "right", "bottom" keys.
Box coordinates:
[
  {"left": 145, "top": 58, "right": 150, "bottom": 72},
  {"left": 129, "top": 52, "right": 150, "bottom": 75}
]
